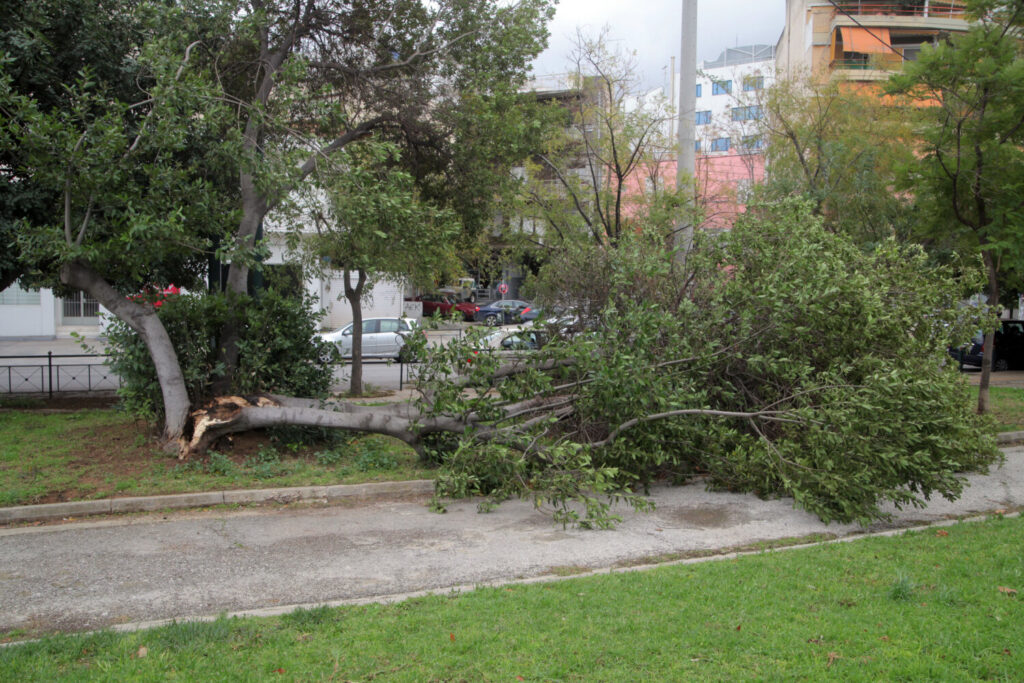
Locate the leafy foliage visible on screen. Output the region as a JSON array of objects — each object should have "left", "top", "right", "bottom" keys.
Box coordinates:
[
  {"left": 886, "top": 1, "right": 1024, "bottom": 409},
  {"left": 757, "top": 76, "right": 918, "bottom": 249},
  {"left": 512, "top": 31, "right": 686, "bottom": 253},
  {"left": 418, "top": 200, "right": 999, "bottom": 525}
]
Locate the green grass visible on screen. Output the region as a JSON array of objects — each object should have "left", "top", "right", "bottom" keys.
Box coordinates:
[
  {"left": 976, "top": 386, "right": 1024, "bottom": 432},
  {"left": 2, "top": 515, "right": 1021, "bottom": 680},
  {"left": 0, "top": 410, "right": 433, "bottom": 506}
]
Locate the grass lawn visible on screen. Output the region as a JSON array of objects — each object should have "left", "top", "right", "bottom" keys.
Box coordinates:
[
  {"left": 0, "top": 408, "right": 433, "bottom": 507},
  {"left": 1, "top": 514, "right": 1021, "bottom": 680},
  {"left": 976, "top": 386, "right": 1024, "bottom": 432}
]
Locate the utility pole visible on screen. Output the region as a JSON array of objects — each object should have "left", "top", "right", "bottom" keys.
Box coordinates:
[{"left": 675, "top": 0, "right": 698, "bottom": 259}]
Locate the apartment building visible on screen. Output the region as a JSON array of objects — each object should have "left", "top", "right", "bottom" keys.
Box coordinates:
[
  {"left": 690, "top": 45, "right": 775, "bottom": 231},
  {"left": 776, "top": 0, "right": 969, "bottom": 82}
]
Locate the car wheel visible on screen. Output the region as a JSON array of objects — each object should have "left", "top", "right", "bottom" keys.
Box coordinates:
[
  {"left": 994, "top": 357, "right": 1010, "bottom": 372},
  {"left": 485, "top": 313, "right": 499, "bottom": 326}
]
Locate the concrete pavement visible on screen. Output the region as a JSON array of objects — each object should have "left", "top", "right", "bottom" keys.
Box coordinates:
[{"left": 1, "top": 446, "right": 1022, "bottom": 636}]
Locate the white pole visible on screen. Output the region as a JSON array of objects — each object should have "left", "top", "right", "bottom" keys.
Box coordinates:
[{"left": 676, "top": 0, "right": 698, "bottom": 258}]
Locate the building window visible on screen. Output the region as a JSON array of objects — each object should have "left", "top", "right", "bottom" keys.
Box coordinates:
[
  {"left": 741, "top": 135, "right": 763, "bottom": 151},
  {"left": 712, "top": 80, "right": 732, "bottom": 95},
  {"left": 0, "top": 283, "right": 41, "bottom": 306},
  {"left": 710, "top": 137, "right": 730, "bottom": 152},
  {"left": 731, "top": 105, "right": 764, "bottom": 122},
  {"left": 696, "top": 83, "right": 702, "bottom": 98},
  {"left": 743, "top": 75, "right": 765, "bottom": 91},
  {"left": 695, "top": 110, "right": 712, "bottom": 125},
  {"left": 694, "top": 140, "right": 701, "bottom": 152}
]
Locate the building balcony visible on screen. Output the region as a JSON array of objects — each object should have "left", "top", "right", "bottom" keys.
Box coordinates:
[{"left": 832, "top": 1, "right": 965, "bottom": 20}]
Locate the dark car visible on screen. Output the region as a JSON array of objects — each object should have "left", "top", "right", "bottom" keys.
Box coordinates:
[
  {"left": 473, "top": 299, "right": 531, "bottom": 326},
  {"left": 950, "top": 320, "right": 1024, "bottom": 371}
]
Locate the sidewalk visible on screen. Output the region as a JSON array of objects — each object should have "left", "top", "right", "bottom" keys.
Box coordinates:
[{"left": 1, "top": 446, "right": 1021, "bottom": 635}]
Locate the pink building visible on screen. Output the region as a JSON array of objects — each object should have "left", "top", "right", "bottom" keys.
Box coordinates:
[{"left": 623, "top": 151, "right": 765, "bottom": 234}]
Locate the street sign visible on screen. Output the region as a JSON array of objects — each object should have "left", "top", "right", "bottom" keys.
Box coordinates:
[{"left": 498, "top": 282, "right": 509, "bottom": 295}]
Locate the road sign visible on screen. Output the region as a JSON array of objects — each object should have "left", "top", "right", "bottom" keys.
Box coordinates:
[{"left": 498, "top": 282, "right": 509, "bottom": 295}]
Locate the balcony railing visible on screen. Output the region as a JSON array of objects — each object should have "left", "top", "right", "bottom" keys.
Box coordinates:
[{"left": 833, "top": 1, "right": 965, "bottom": 18}]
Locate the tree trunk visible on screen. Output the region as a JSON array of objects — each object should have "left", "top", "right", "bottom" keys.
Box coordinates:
[
  {"left": 345, "top": 268, "right": 367, "bottom": 395},
  {"left": 214, "top": 178, "right": 269, "bottom": 393},
  {"left": 59, "top": 260, "right": 191, "bottom": 447},
  {"left": 978, "top": 249, "right": 1000, "bottom": 414},
  {"left": 183, "top": 394, "right": 426, "bottom": 458}
]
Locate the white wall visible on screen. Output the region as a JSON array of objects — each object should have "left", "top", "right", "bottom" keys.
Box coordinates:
[
  {"left": 321, "top": 275, "right": 406, "bottom": 330},
  {"left": 0, "top": 287, "right": 57, "bottom": 338}
]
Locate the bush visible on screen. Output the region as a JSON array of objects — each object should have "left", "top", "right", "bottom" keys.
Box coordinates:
[{"left": 105, "top": 287, "right": 334, "bottom": 420}]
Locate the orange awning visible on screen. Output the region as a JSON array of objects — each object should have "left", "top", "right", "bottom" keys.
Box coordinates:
[{"left": 839, "top": 26, "right": 894, "bottom": 54}]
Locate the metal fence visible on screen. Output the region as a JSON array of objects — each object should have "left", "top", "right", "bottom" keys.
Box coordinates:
[
  {"left": 1, "top": 329, "right": 472, "bottom": 397},
  {"left": 0, "top": 353, "right": 120, "bottom": 397}
]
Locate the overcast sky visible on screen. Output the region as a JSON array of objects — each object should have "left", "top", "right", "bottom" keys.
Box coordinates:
[{"left": 531, "top": 0, "right": 787, "bottom": 88}]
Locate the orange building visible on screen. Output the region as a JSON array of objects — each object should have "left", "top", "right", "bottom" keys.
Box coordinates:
[{"left": 776, "top": 1, "right": 969, "bottom": 83}]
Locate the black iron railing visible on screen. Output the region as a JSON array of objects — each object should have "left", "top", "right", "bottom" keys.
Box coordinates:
[{"left": 0, "top": 353, "right": 120, "bottom": 397}]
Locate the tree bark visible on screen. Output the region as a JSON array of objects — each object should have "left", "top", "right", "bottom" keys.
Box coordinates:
[
  {"left": 344, "top": 268, "right": 367, "bottom": 395},
  {"left": 181, "top": 394, "right": 466, "bottom": 459},
  {"left": 59, "top": 260, "right": 191, "bottom": 447},
  {"left": 978, "top": 249, "right": 1000, "bottom": 414}
]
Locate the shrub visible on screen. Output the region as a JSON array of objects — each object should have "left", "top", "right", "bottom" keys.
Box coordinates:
[{"left": 105, "top": 287, "right": 334, "bottom": 420}]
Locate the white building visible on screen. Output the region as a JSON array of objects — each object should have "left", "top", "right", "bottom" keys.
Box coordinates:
[
  {"left": 668, "top": 44, "right": 776, "bottom": 157},
  {"left": 0, "top": 234, "right": 407, "bottom": 341}
]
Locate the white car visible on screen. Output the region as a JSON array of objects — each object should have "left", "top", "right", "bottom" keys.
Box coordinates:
[{"left": 319, "top": 317, "right": 419, "bottom": 359}]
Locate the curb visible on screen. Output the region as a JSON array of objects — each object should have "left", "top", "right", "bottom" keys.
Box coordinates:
[
  {"left": 4, "top": 439, "right": 1021, "bottom": 526},
  {"left": 997, "top": 431, "right": 1024, "bottom": 445},
  {"left": 0, "top": 480, "right": 436, "bottom": 525}
]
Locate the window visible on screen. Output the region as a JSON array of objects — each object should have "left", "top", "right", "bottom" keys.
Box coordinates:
[
  {"left": 0, "top": 283, "right": 41, "bottom": 306},
  {"left": 694, "top": 140, "right": 702, "bottom": 152},
  {"left": 712, "top": 80, "right": 732, "bottom": 95},
  {"left": 695, "top": 110, "right": 712, "bottom": 125},
  {"left": 731, "top": 105, "right": 764, "bottom": 122},
  {"left": 695, "top": 83, "right": 702, "bottom": 98},
  {"left": 379, "top": 319, "right": 400, "bottom": 333},
  {"left": 741, "top": 135, "right": 764, "bottom": 151},
  {"left": 710, "top": 137, "right": 730, "bottom": 152},
  {"left": 361, "top": 320, "right": 380, "bottom": 334},
  {"left": 743, "top": 75, "right": 765, "bottom": 91}
]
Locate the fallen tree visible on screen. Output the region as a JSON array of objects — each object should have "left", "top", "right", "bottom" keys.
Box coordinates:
[{"left": 183, "top": 202, "right": 1000, "bottom": 526}]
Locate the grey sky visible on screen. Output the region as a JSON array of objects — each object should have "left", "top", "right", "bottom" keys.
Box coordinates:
[{"left": 531, "top": 0, "right": 787, "bottom": 88}]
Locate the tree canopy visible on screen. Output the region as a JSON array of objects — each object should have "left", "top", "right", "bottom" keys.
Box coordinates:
[{"left": 887, "top": 0, "right": 1024, "bottom": 410}]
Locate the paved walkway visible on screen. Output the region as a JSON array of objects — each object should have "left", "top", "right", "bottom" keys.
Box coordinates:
[{"left": 2, "top": 448, "right": 1021, "bottom": 635}]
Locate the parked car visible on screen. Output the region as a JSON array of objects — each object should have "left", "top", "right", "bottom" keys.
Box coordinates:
[
  {"left": 318, "top": 317, "right": 420, "bottom": 359},
  {"left": 481, "top": 325, "right": 548, "bottom": 353},
  {"left": 473, "top": 299, "right": 531, "bottom": 326},
  {"left": 462, "top": 324, "right": 547, "bottom": 366},
  {"left": 407, "top": 294, "right": 476, "bottom": 321},
  {"left": 949, "top": 320, "right": 1024, "bottom": 371}
]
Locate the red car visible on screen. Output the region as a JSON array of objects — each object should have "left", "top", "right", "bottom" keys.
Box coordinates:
[{"left": 408, "top": 294, "right": 476, "bottom": 321}]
